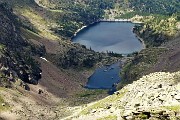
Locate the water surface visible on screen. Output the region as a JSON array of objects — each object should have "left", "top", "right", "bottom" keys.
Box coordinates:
[
  {"left": 85, "top": 62, "right": 121, "bottom": 89},
  {"left": 73, "top": 22, "right": 143, "bottom": 89},
  {"left": 72, "top": 22, "right": 143, "bottom": 54}
]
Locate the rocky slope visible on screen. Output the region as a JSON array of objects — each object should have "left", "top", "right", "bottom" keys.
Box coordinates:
[
  {"left": 119, "top": 34, "right": 180, "bottom": 86},
  {"left": 0, "top": 3, "right": 44, "bottom": 87},
  {"left": 70, "top": 71, "right": 180, "bottom": 120}
]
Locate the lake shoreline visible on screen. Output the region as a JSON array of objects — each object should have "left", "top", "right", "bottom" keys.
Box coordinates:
[
  {"left": 71, "top": 19, "right": 143, "bottom": 40},
  {"left": 72, "top": 21, "right": 146, "bottom": 90},
  {"left": 86, "top": 62, "right": 121, "bottom": 89},
  {"left": 132, "top": 27, "right": 146, "bottom": 49},
  {"left": 135, "top": 34, "right": 146, "bottom": 49},
  {"left": 72, "top": 20, "right": 146, "bottom": 55}
]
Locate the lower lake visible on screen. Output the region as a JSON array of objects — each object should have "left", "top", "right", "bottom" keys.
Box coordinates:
[
  {"left": 72, "top": 22, "right": 143, "bottom": 89},
  {"left": 85, "top": 62, "right": 121, "bottom": 89}
]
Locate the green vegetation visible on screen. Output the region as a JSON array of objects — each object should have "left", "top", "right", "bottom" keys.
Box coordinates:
[
  {"left": 163, "top": 105, "right": 180, "bottom": 114},
  {"left": 1, "top": 0, "right": 179, "bottom": 40},
  {"left": 44, "top": 0, "right": 115, "bottom": 38},
  {"left": 0, "top": 74, "right": 11, "bottom": 88},
  {"left": 173, "top": 72, "right": 180, "bottom": 84},
  {"left": 97, "top": 115, "right": 117, "bottom": 120},
  {"left": 115, "top": 11, "right": 150, "bottom": 19},
  {"left": 137, "top": 113, "right": 148, "bottom": 119},
  {"left": 127, "top": 0, "right": 180, "bottom": 15},
  {"left": 70, "top": 89, "right": 109, "bottom": 105},
  {"left": 118, "top": 48, "right": 167, "bottom": 89},
  {"left": 0, "top": 44, "right": 5, "bottom": 50},
  {"left": 117, "top": 1, "right": 180, "bottom": 91},
  {"left": 20, "top": 28, "right": 42, "bottom": 40},
  {"left": 76, "top": 89, "right": 107, "bottom": 98},
  {"left": 134, "top": 15, "right": 179, "bottom": 47},
  {"left": 19, "top": 7, "right": 59, "bottom": 40}
]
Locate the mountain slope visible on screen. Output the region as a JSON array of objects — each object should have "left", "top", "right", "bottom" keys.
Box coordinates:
[
  {"left": 0, "top": 0, "right": 179, "bottom": 119},
  {"left": 0, "top": 3, "right": 43, "bottom": 87},
  {"left": 70, "top": 71, "right": 180, "bottom": 120}
]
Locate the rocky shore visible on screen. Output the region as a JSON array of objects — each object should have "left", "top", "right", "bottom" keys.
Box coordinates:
[{"left": 70, "top": 71, "right": 180, "bottom": 120}]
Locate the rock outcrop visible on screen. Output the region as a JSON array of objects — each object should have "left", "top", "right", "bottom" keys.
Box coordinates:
[
  {"left": 0, "top": 3, "right": 44, "bottom": 88},
  {"left": 72, "top": 71, "right": 180, "bottom": 120}
]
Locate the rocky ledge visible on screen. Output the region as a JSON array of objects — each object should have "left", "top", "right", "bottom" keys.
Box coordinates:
[
  {"left": 120, "top": 71, "right": 180, "bottom": 120},
  {"left": 72, "top": 71, "right": 180, "bottom": 120}
]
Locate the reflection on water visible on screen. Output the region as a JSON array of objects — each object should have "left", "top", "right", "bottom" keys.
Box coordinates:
[
  {"left": 85, "top": 62, "right": 121, "bottom": 89},
  {"left": 73, "top": 22, "right": 143, "bottom": 90},
  {"left": 72, "top": 22, "right": 143, "bottom": 54}
]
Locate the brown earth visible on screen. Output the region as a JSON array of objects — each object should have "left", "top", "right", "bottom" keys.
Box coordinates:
[
  {"left": 35, "top": 56, "right": 88, "bottom": 98},
  {"left": 151, "top": 36, "right": 180, "bottom": 72},
  {"left": 0, "top": 34, "right": 95, "bottom": 120}
]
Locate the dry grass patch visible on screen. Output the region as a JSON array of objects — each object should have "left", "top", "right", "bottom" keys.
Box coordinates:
[
  {"left": 18, "top": 7, "right": 59, "bottom": 40},
  {"left": 80, "top": 89, "right": 127, "bottom": 115}
]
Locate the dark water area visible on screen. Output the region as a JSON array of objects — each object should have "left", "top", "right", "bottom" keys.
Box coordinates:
[
  {"left": 85, "top": 62, "right": 121, "bottom": 90},
  {"left": 72, "top": 22, "right": 143, "bottom": 54},
  {"left": 72, "top": 22, "right": 143, "bottom": 90}
]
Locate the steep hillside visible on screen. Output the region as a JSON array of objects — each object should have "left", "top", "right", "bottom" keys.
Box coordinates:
[
  {"left": 0, "top": 3, "right": 111, "bottom": 119},
  {"left": 0, "top": 0, "right": 179, "bottom": 119},
  {"left": 0, "top": 3, "right": 43, "bottom": 87},
  {"left": 119, "top": 23, "right": 180, "bottom": 87},
  {"left": 70, "top": 71, "right": 180, "bottom": 120},
  {"left": 133, "top": 15, "right": 179, "bottom": 47},
  {"left": 0, "top": 0, "right": 119, "bottom": 69},
  {"left": 127, "top": 0, "right": 180, "bottom": 15}
]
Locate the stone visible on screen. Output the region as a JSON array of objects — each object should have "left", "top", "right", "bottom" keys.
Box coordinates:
[
  {"left": 123, "top": 110, "right": 133, "bottom": 117},
  {"left": 174, "top": 95, "right": 180, "bottom": 100},
  {"left": 175, "top": 112, "right": 180, "bottom": 117},
  {"left": 134, "top": 103, "right": 140, "bottom": 107},
  {"left": 38, "top": 89, "right": 43, "bottom": 94},
  {"left": 106, "top": 104, "right": 112, "bottom": 109},
  {"left": 92, "top": 109, "right": 96, "bottom": 113},
  {"left": 125, "top": 115, "right": 133, "bottom": 120},
  {"left": 158, "top": 95, "right": 166, "bottom": 102},
  {"left": 24, "top": 84, "right": 30, "bottom": 91},
  {"left": 2, "top": 103, "right": 5, "bottom": 106},
  {"left": 158, "top": 84, "right": 163, "bottom": 88},
  {"left": 137, "top": 92, "right": 144, "bottom": 97},
  {"left": 114, "top": 91, "right": 120, "bottom": 95}
]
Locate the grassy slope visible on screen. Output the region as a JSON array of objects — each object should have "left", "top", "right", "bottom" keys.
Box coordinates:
[{"left": 1, "top": 0, "right": 60, "bottom": 40}]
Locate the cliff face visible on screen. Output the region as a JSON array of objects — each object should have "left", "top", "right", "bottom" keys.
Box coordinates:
[{"left": 0, "top": 3, "right": 44, "bottom": 88}]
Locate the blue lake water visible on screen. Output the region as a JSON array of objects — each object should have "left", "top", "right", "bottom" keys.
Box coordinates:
[
  {"left": 72, "top": 22, "right": 143, "bottom": 54},
  {"left": 72, "top": 22, "right": 143, "bottom": 89},
  {"left": 85, "top": 62, "right": 121, "bottom": 89}
]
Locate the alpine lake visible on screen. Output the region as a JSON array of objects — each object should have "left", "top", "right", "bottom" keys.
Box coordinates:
[{"left": 72, "top": 21, "right": 143, "bottom": 90}]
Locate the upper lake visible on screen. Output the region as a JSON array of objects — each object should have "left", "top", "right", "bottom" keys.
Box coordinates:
[{"left": 72, "top": 22, "right": 143, "bottom": 54}]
